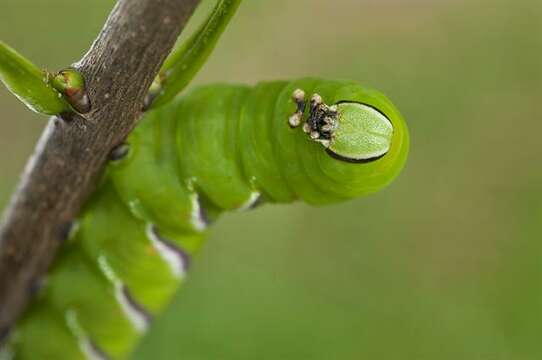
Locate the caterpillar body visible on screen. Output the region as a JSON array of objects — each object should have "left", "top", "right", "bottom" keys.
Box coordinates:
[{"left": 6, "top": 78, "right": 409, "bottom": 359}]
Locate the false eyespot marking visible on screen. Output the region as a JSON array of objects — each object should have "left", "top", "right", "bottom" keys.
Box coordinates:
[
  {"left": 327, "top": 102, "right": 393, "bottom": 162},
  {"left": 288, "top": 89, "right": 394, "bottom": 163}
]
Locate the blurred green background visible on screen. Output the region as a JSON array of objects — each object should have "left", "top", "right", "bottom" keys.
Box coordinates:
[{"left": 2, "top": 0, "right": 542, "bottom": 359}]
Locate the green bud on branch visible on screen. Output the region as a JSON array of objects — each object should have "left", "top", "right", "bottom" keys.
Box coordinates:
[{"left": 50, "top": 69, "right": 91, "bottom": 114}]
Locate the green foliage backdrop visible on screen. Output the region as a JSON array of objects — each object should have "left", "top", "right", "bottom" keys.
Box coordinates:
[{"left": 1, "top": 0, "right": 541, "bottom": 358}]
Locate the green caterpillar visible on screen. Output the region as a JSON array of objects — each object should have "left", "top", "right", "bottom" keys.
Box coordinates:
[{"left": 4, "top": 77, "right": 408, "bottom": 359}]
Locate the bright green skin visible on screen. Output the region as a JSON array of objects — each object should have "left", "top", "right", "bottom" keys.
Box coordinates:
[{"left": 8, "top": 78, "right": 408, "bottom": 359}]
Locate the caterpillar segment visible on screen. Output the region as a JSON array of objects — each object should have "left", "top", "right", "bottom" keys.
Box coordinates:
[{"left": 5, "top": 78, "right": 408, "bottom": 359}]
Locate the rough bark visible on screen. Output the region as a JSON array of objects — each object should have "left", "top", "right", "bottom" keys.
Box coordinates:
[{"left": 0, "top": 0, "right": 200, "bottom": 340}]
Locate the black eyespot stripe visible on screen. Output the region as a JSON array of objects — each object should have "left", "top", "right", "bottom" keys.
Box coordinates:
[{"left": 325, "top": 148, "right": 387, "bottom": 164}]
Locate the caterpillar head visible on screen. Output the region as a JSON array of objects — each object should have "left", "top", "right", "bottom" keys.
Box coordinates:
[
  {"left": 287, "top": 83, "right": 409, "bottom": 203},
  {"left": 289, "top": 89, "right": 394, "bottom": 163}
]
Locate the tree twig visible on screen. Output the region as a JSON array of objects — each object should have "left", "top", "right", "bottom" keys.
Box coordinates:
[{"left": 0, "top": 0, "right": 200, "bottom": 340}]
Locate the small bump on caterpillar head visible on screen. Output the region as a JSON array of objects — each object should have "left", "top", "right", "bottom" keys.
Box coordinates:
[
  {"left": 288, "top": 113, "right": 302, "bottom": 128},
  {"left": 305, "top": 93, "right": 337, "bottom": 142},
  {"left": 289, "top": 90, "right": 338, "bottom": 145},
  {"left": 288, "top": 88, "right": 306, "bottom": 128},
  {"left": 310, "top": 93, "right": 323, "bottom": 107}
]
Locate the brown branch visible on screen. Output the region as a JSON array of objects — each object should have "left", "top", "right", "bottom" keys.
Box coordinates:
[{"left": 0, "top": 0, "right": 200, "bottom": 340}]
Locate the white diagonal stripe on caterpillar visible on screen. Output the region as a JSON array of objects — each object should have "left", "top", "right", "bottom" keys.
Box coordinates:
[
  {"left": 97, "top": 256, "right": 150, "bottom": 333},
  {"left": 236, "top": 191, "right": 261, "bottom": 212},
  {"left": 65, "top": 309, "right": 108, "bottom": 360},
  {"left": 186, "top": 178, "right": 207, "bottom": 231},
  {"left": 145, "top": 223, "right": 188, "bottom": 279}
]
